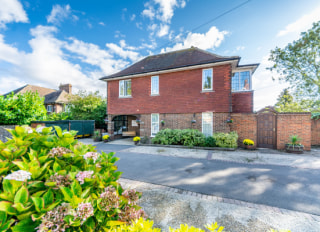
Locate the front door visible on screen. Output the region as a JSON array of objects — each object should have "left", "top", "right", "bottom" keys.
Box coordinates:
[{"left": 257, "top": 108, "right": 277, "bottom": 149}]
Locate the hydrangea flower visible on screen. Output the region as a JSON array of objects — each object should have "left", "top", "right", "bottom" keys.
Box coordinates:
[
  {"left": 48, "top": 174, "right": 72, "bottom": 189},
  {"left": 122, "top": 189, "right": 140, "bottom": 205},
  {"left": 118, "top": 206, "right": 147, "bottom": 223},
  {"left": 74, "top": 203, "right": 94, "bottom": 224},
  {"left": 83, "top": 152, "right": 99, "bottom": 163},
  {"left": 23, "top": 126, "right": 33, "bottom": 134},
  {"left": 99, "top": 186, "right": 120, "bottom": 211},
  {"left": 48, "top": 147, "right": 72, "bottom": 158},
  {"left": 76, "top": 171, "right": 94, "bottom": 184},
  {"left": 4, "top": 170, "right": 32, "bottom": 182},
  {"left": 37, "top": 203, "right": 71, "bottom": 232}
]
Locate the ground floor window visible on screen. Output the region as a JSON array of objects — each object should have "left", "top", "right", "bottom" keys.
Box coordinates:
[
  {"left": 113, "top": 115, "right": 128, "bottom": 135},
  {"left": 202, "top": 112, "right": 213, "bottom": 136},
  {"left": 151, "top": 113, "right": 159, "bottom": 136},
  {"left": 47, "top": 105, "right": 53, "bottom": 112}
]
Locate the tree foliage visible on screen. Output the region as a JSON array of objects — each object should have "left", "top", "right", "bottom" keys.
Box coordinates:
[
  {"left": 0, "top": 91, "right": 47, "bottom": 125},
  {"left": 68, "top": 91, "right": 107, "bottom": 128},
  {"left": 274, "top": 88, "right": 317, "bottom": 112},
  {"left": 268, "top": 20, "right": 320, "bottom": 108}
]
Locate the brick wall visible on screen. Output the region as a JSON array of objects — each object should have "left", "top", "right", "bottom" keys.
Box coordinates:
[
  {"left": 108, "top": 64, "right": 232, "bottom": 115},
  {"left": 0, "top": 125, "right": 15, "bottom": 142},
  {"left": 277, "top": 114, "right": 311, "bottom": 150},
  {"left": 230, "top": 113, "right": 257, "bottom": 148},
  {"left": 231, "top": 91, "right": 253, "bottom": 113},
  {"left": 311, "top": 119, "right": 320, "bottom": 145}
]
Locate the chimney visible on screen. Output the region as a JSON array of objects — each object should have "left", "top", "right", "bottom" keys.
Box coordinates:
[{"left": 59, "top": 84, "right": 72, "bottom": 94}]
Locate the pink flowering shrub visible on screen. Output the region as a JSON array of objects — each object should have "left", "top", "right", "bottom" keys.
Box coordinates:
[{"left": 0, "top": 126, "right": 146, "bottom": 231}]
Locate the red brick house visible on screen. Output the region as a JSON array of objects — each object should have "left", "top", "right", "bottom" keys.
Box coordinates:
[
  {"left": 100, "top": 47, "right": 258, "bottom": 139},
  {"left": 3, "top": 84, "right": 72, "bottom": 114}
]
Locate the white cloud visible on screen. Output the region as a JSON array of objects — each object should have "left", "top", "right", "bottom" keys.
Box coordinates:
[
  {"left": 106, "top": 42, "right": 141, "bottom": 61},
  {"left": 136, "top": 22, "right": 143, "bottom": 30},
  {"left": 161, "top": 26, "right": 228, "bottom": 53},
  {"left": 236, "top": 46, "right": 245, "bottom": 51},
  {"left": 157, "top": 24, "right": 169, "bottom": 37},
  {"left": 130, "top": 14, "right": 136, "bottom": 21},
  {"left": 0, "top": 0, "right": 28, "bottom": 28},
  {"left": 99, "top": 22, "right": 105, "bottom": 26},
  {"left": 154, "top": 0, "right": 185, "bottom": 23},
  {"left": 277, "top": 6, "right": 320, "bottom": 37},
  {"left": 0, "top": 25, "right": 138, "bottom": 95},
  {"left": 47, "top": 4, "right": 75, "bottom": 25},
  {"left": 142, "top": 3, "right": 155, "bottom": 20}
]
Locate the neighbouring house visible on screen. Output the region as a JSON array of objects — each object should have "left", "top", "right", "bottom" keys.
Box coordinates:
[
  {"left": 3, "top": 83, "right": 72, "bottom": 114},
  {"left": 100, "top": 47, "right": 259, "bottom": 140}
]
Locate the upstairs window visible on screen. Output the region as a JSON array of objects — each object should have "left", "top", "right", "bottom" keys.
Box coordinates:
[
  {"left": 119, "top": 79, "right": 131, "bottom": 97},
  {"left": 232, "top": 71, "right": 251, "bottom": 92},
  {"left": 202, "top": 68, "right": 213, "bottom": 91},
  {"left": 47, "top": 105, "right": 53, "bottom": 112},
  {"left": 151, "top": 76, "right": 159, "bottom": 95}
]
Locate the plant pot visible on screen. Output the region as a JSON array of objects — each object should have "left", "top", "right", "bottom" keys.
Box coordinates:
[
  {"left": 244, "top": 144, "right": 254, "bottom": 150},
  {"left": 104, "top": 139, "right": 109, "bottom": 143},
  {"left": 285, "top": 144, "right": 304, "bottom": 154},
  {"left": 134, "top": 141, "right": 139, "bottom": 145}
]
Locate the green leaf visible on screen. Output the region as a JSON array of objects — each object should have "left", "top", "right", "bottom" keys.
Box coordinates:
[
  {"left": 43, "top": 189, "right": 53, "bottom": 206},
  {"left": 12, "top": 203, "right": 32, "bottom": 213},
  {"left": 107, "top": 220, "right": 127, "bottom": 227},
  {"left": 31, "top": 197, "right": 44, "bottom": 213},
  {"left": 14, "top": 186, "right": 29, "bottom": 205},
  {"left": 0, "top": 193, "right": 13, "bottom": 202},
  {"left": 11, "top": 161, "right": 28, "bottom": 171},
  {"left": 71, "top": 180, "right": 82, "bottom": 197},
  {"left": 0, "top": 201, "right": 16, "bottom": 215},
  {"left": 81, "top": 187, "right": 91, "bottom": 199},
  {"left": 0, "top": 218, "right": 15, "bottom": 231},
  {"left": 11, "top": 217, "right": 39, "bottom": 232},
  {"left": 16, "top": 211, "right": 33, "bottom": 221},
  {"left": 0, "top": 211, "right": 7, "bottom": 225},
  {"left": 53, "top": 161, "right": 61, "bottom": 173},
  {"left": 45, "top": 200, "right": 61, "bottom": 211},
  {"left": 59, "top": 187, "right": 73, "bottom": 202},
  {"left": 54, "top": 126, "right": 63, "bottom": 138}
]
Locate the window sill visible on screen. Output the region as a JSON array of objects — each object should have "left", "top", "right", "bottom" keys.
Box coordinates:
[
  {"left": 232, "top": 90, "right": 253, "bottom": 93},
  {"left": 201, "top": 90, "right": 214, "bottom": 93},
  {"left": 119, "top": 96, "right": 132, "bottom": 98},
  {"left": 150, "top": 94, "right": 160, "bottom": 96}
]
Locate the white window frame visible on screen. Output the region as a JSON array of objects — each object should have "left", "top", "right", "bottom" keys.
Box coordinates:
[
  {"left": 151, "top": 113, "right": 159, "bottom": 137},
  {"left": 231, "top": 70, "right": 252, "bottom": 92},
  {"left": 202, "top": 112, "right": 213, "bottom": 137},
  {"left": 151, "top": 75, "right": 159, "bottom": 95},
  {"left": 119, "top": 79, "right": 132, "bottom": 97},
  {"left": 202, "top": 68, "right": 213, "bottom": 91},
  {"left": 47, "top": 105, "right": 53, "bottom": 112}
]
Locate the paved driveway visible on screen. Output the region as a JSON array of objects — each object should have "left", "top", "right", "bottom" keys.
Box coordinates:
[{"left": 95, "top": 143, "right": 320, "bottom": 216}]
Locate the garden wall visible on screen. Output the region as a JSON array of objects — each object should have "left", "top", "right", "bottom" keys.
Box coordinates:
[
  {"left": 277, "top": 114, "right": 311, "bottom": 150},
  {"left": 230, "top": 113, "right": 257, "bottom": 148},
  {"left": 311, "top": 119, "right": 320, "bottom": 145},
  {"left": 0, "top": 125, "right": 15, "bottom": 142}
]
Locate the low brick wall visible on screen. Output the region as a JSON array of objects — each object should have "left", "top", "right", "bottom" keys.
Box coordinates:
[
  {"left": 277, "top": 114, "right": 311, "bottom": 150},
  {"left": 230, "top": 113, "right": 257, "bottom": 148},
  {"left": 311, "top": 119, "right": 320, "bottom": 146},
  {"left": 0, "top": 125, "right": 16, "bottom": 142}
]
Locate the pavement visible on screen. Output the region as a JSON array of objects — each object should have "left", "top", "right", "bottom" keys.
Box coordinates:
[{"left": 77, "top": 138, "right": 320, "bottom": 232}]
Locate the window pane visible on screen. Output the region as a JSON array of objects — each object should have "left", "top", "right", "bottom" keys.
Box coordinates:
[
  {"left": 119, "top": 80, "right": 124, "bottom": 96},
  {"left": 151, "top": 114, "right": 159, "bottom": 135},
  {"left": 125, "top": 80, "right": 131, "bottom": 96},
  {"left": 232, "top": 72, "right": 239, "bottom": 91},
  {"left": 240, "top": 71, "right": 250, "bottom": 90},
  {"left": 151, "top": 76, "right": 159, "bottom": 94},
  {"left": 202, "top": 69, "right": 212, "bottom": 90}
]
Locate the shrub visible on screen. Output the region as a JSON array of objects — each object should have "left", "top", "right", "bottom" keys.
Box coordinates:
[
  {"left": 152, "top": 129, "right": 205, "bottom": 147},
  {"left": 243, "top": 139, "right": 254, "bottom": 146},
  {"left": 213, "top": 131, "right": 238, "bottom": 148},
  {"left": 0, "top": 126, "right": 146, "bottom": 231},
  {"left": 203, "top": 136, "right": 216, "bottom": 147}
]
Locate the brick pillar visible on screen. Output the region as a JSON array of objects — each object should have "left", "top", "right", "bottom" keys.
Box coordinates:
[{"left": 107, "top": 114, "right": 115, "bottom": 140}]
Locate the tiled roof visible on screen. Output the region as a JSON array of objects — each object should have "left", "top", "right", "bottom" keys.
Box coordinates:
[
  {"left": 101, "top": 47, "right": 239, "bottom": 80},
  {"left": 3, "top": 84, "right": 70, "bottom": 104}
]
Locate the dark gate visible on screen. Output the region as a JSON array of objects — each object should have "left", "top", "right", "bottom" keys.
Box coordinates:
[{"left": 257, "top": 107, "right": 277, "bottom": 149}]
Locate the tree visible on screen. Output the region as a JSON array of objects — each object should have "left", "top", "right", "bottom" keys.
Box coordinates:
[
  {"left": 68, "top": 91, "right": 107, "bottom": 128},
  {"left": 268, "top": 20, "right": 320, "bottom": 108},
  {"left": 0, "top": 91, "right": 47, "bottom": 125}
]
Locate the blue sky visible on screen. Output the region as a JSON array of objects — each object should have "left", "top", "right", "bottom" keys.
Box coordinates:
[{"left": 0, "top": 0, "right": 320, "bottom": 110}]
